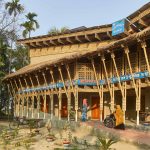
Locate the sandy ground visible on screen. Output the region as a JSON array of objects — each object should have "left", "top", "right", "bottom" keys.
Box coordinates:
[{"left": 0, "top": 121, "right": 148, "bottom": 150}]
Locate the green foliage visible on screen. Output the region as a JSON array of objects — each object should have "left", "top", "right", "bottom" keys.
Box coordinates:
[
  {"left": 12, "top": 45, "right": 29, "bottom": 70},
  {"left": 5, "top": 0, "right": 24, "bottom": 17},
  {"left": 21, "top": 12, "right": 39, "bottom": 38},
  {"left": 48, "top": 26, "right": 69, "bottom": 35},
  {"left": 96, "top": 134, "right": 118, "bottom": 150}
]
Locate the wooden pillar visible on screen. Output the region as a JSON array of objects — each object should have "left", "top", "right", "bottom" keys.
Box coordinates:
[
  {"left": 122, "top": 82, "right": 127, "bottom": 124},
  {"left": 50, "top": 94, "right": 54, "bottom": 119},
  {"left": 91, "top": 58, "right": 103, "bottom": 121},
  {"left": 37, "top": 95, "right": 40, "bottom": 119},
  {"left": 136, "top": 80, "right": 141, "bottom": 125},
  {"left": 141, "top": 41, "right": 150, "bottom": 73},
  {"left": 59, "top": 91, "right": 62, "bottom": 120},
  {"left": 111, "top": 52, "right": 126, "bottom": 123},
  {"left": 31, "top": 96, "right": 34, "bottom": 118},
  {"left": 75, "top": 85, "right": 78, "bottom": 122},
  {"left": 124, "top": 45, "right": 140, "bottom": 125},
  {"left": 68, "top": 92, "right": 71, "bottom": 121},
  {"left": 18, "top": 78, "right": 24, "bottom": 117},
  {"left": 101, "top": 55, "right": 113, "bottom": 113},
  {"left": 26, "top": 96, "right": 29, "bottom": 118},
  {"left": 43, "top": 92, "right": 46, "bottom": 119}
]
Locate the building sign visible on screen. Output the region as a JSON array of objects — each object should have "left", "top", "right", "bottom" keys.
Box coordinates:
[{"left": 112, "top": 19, "right": 126, "bottom": 36}]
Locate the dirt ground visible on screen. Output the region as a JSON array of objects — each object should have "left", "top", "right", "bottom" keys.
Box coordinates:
[{"left": 0, "top": 121, "right": 149, "bottom": 150}]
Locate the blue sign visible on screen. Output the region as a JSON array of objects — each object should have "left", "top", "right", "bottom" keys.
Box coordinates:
[
  {"left": 112, "top": 19, "right": 126, "bottom": 36},
  {"left": 18, "top": 71, "right": 149, "bottom": 94}
]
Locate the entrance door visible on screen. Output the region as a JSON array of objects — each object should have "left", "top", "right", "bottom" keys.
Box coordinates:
[
  {"left": 91, "top": 97, "right": 100, "bottom": 119},
  {"left": 61, "top": 98, "right": 68, "bottom": 118}
]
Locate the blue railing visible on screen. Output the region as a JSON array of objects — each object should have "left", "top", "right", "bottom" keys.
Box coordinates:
[{"left": 18, "top": 71, "right": 149, "bottom": 94}]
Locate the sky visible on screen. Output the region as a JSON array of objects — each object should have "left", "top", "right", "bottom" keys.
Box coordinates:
[{"left": 20, "top": 0, "right": 150, "bottom": 37}]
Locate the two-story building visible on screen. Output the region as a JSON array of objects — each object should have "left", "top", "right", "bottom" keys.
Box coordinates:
[{"left": 4, "top": 2, "right": 150, "bottom": 125}]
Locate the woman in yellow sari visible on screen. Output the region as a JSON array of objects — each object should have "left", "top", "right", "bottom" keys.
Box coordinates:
[{"left": 114, "top": 105, "right": 125, "bottom": 130}]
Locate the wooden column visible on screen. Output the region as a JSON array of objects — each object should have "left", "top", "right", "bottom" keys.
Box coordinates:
[
  {"left": 43, "top": 92, "right": 46, "bottom": 119},
  {"left": 58, "top": 66, "right": 71, "bottom": 121},
  {"left": 50, "top": 94, "right": 54, "bottom": 119},
  {"left": 59, "top": 90, "right": 62, "bottom": 120},
  {"left": 68, "top": 91, "right": 71, "bottom": 121},
  {"left": 37, "top": 95, "right": 40, "bottom": 119},
  {"left": 31, "top": 96, "right": 34, "bottom": 118},
  {"left": 136, "top": 80, "right": 141, "bottom": 125},
  {"left": 75, "top": 85, "right": 78, "bottom": 122},
  {"left": 26, "top": 96, "right": 29, "bottom": 118},
  {"left": 14, "top": 79, "right": 20, "bottom": 116},
  {"left": 91, "top": 58, "right": 103, "bottom": 121},
  {"left": 111, "top": 52, "right": 126, "bottom": 123},
  {"left": 141, "top": 41, "right": 150, "bottom": 73},
  {"left": 18, "top": 78, "right": 24, "bottom": 117},
  {"left": 122, "top": 82, "right": 127, "bottom": 123},
  {"left": 124, "top": 46, "right": 140, "bottom": 125},
  {"left": 101, "top": 56, "right": 113, "bottom": 112},
  {"left": 24, "top": 77, "right": 29, "bottom": 118}
]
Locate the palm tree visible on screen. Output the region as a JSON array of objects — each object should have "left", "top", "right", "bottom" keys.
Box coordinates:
[
  {"left": 5, "top": 0, "right": 24, "bottom": 74},
  {"left": 5, "top": 0, "right": 24, "bottom": 19},
  {"left": 21, "top": 12, "right": 39, "bottom": 38},
  {"left": 48, "top": 26, "right": 69, "bottom": 35}
]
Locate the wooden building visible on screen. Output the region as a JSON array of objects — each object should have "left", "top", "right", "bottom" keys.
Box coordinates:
[{"left": 4, "top": 3, "right": 150, "bottom": 125}]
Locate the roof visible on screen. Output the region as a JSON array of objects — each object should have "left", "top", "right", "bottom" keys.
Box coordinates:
[
  {"left": 4, "top": 26, "right": 150, "bottom": 80},
  {"left": 17, "top": 2, "right": 150, "bottom": 45}
]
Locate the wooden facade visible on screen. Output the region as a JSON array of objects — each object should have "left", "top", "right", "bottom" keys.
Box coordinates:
[{"left": 4, "top": 3, "right": 150, "bottom": 125}]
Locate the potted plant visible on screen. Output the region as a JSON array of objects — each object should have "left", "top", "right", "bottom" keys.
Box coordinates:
[
  {"left": 63, "top": 138, "right": 70, "bottom": 147},
  {"left": 46, "top": 133, "right": 55, "bottom": 142},
  {"left": 62, "top": 122, "right": 72, "bottom": 148}
]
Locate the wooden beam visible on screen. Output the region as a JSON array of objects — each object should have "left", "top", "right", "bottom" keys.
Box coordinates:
[
  {"left": 29, "top": 42, "right": 36, "bottom": 47},
  {"left": 50, "top": 40, "right": 57, "bottom": 46},
  {"left": 95, "top": 33, "right": 101, "bottom": 41},
  {"left": 75, "top": 36, "right": 82, "bottom": 43},
  {"left": 43, "top": 41, "right": 50, "bottom": 46},
  {"left": 107, "top": 31, "right": 113, "bottom": 39},
  {"left": 58, "top": 38, "right": 64, "bottom": 44},
  {"left": 138, "top": 19, "right": 148, "bottom": 27},
  {"left": 85, "top": 34, "right": 91, "bottom": 42},
  {"left": 66, "top": 37, "right": 74, "bottom": 44}
]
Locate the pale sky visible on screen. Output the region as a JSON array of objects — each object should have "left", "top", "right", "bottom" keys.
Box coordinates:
[{"left": 19, "top": 0, "right": 150, "bottom": 37}]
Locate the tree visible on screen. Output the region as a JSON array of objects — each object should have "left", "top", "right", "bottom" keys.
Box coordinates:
[
  {"left": 21, "top": 12, "right": 39, "bottom": 38},
  {"left": 48, "top": 26, "right": 69, "bottom": 35},
  {"left": 5, "top": 0, "right": 24, "bottom": 17},
  {"left": 5, "top": 0, "right": 24, "bottom": 74},
  {"left": 12, "top": 45, "right": 29, "bottom": 70}
]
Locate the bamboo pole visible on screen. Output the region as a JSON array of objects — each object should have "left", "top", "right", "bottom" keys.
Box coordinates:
[
  {"left": 101, "top": 55, "right": 113, "bottom": 112},
  {"left": 66, "top": 64, "right": 76, "bottom": 97},
  {"left": 50, "top": 94, "right": 54, "bottom": 119},
  {"left": 91, "top": 58, "right": 103, "bottom": 121},
  {"left": 124, "top": 46, "right": 139, "bottom": 99},
  {"left": 58, "top": 90, "right": 62, "bottom": 120},
  {"left": 18, "top": 78, "right": 25, "bottom": 117},
  {"left": 50, "top": 69, "right": 59, "bottom": 97},
  {"left": 141, "top": 41, "right": 150, "bottom": 73},
  {"left": 43, "top": 92, "right": 46, "bottom": 119},
  {"left": 58, "top": 66, "right": 69, "bottom": 99},
  {"left": 58, "top": 66, "right": 71, "bottom": 121},
  {"left": 75, "top": 85, "right": 78, "bottom": 122},
  {"left": 111, "top": 53, "right": 124, "bottom": 96}
]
